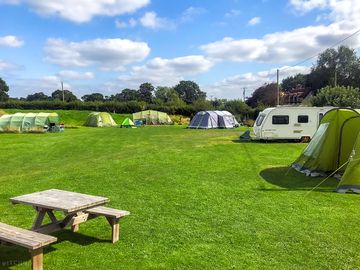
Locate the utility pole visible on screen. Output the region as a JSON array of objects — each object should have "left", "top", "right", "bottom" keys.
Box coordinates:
[
  {"left": 276, "top": 69, "right": 280, "bottom": 106},
  {"left": 243, "top": 87, "right": 246, "bottom": 102},
  {"left": 334, "top": 65, "right": 337, "bottom": 87},
  {"left": 61, "top": 81, "right": 64, "bottom": 102}
]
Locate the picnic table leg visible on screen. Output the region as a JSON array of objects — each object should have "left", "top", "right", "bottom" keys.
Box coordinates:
[
  {"left": 32, "top": 209, "right": 46, "bottom": 230},
  {"left": 71, "top": 224, "right": 79, "bottom": 232},
  {"left": 106, "top": 217, "right": 120, "bottom": 243},
  {"left": 30, "top": 248, "right": 43, "bottom": 270}
]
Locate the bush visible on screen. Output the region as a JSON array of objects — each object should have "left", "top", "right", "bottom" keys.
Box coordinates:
[
  {"left": 170, "top": 115, "right": 190, "bottom": 125},
  {"left": 311, "top": 86, "right": 360, "bottom": 107}
]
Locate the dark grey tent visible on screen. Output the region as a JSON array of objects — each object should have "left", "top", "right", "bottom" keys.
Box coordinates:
[{"left": 188, "top": 111, "right": 238, "bottom": 129}]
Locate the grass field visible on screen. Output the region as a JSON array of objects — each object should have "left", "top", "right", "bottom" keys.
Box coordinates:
[{"left": 1, "top": 112, "right": 360, "bottom": 269}]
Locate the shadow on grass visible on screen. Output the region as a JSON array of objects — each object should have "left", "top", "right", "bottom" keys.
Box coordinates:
[
  {"left": 53, "top": 229, "right": 109, "bottom": 246},
  {"left": 232, "top": 139, "right": 303, "bottom": 144},
  {"left": 259, "top": 167, "right": 339, "bottom": 192},
  {"left": 0, "top": 244, "right": 56, "bottom": 270}
]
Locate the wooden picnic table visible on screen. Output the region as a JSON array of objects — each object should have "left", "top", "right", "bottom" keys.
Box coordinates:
[{"left": 10, "top": 189, "right": 110, "bottom": 234}]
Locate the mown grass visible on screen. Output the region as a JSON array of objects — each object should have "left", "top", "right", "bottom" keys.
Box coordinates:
[{"left": 0, "top": 121, "right": 360, "bottom": 269}]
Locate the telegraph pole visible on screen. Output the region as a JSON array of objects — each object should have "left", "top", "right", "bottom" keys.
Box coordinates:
[
  {"left": 276, "top": 69, "right": 280, "bottom": 106},
  {"left": 243, "top": 87, "right": 246, "bottom": 102},
  {"left": 61, "top": 81, "right": 64, "bottom": 102}
]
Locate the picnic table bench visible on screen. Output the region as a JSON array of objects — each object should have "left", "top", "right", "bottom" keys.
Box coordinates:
[{"left": 0, "top": 222, "right": 57, "bottom": 270}]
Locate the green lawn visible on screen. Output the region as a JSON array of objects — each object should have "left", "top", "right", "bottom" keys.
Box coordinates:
[{"left": 0, "top": 123, "right": 359, "bottom": 269}]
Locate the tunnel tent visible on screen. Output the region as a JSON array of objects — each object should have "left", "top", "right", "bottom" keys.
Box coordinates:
[
  {"left": 291, "top": 108, "right": 360, "bottom": 193},
  {"left": 121, "top": 117, "right": 135, "bottom": 128},
  {"left": 0, "top": 112, "right": 60, "bottom": 133},
  {"left": 84, "top": 112, "right": 117, "bottom": 127},
  {"left": 188, "top": 111, "right": 238, "bottom": 129},
  {"left": 132, "top": 110, "right": 172, "bottom": 125}
]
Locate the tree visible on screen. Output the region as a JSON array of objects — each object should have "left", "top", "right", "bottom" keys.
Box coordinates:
[
  {"left": 281, "top": 74, "right": 307, "bottom": 91},
  {"left": 137, "top": 83, "right": 154, "bottom": 103},
  {"left": 82, "top": 93, "right": 104, "bottom": 102},
  {"left": 174, "top": 80, "right": 206, "bottom": 104},
  {"left": 155, "top": 86, "right": 181, "bottom": 103},
  {"left": 26, "top": 92, "right": 50, "bottom": 101},
  {"left": 307, "top": 46, "right": 360, "bottom": 92},
  {"left": 51, "top": 89, "right": 78, "bottom": 102},
  {"left": 0, "top": 77, "right": 9, "bottom": 101},
  {"left": 111, "top": 88, "right": 139, "bottom": 102},
  {"left": 246, "top": 83, "right": 278, "bottom": 107},
  {"left": 311, "top": 86, "right": 360, "bottom": 107}
]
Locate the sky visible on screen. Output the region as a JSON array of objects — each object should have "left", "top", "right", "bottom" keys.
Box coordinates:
[{"left": 0, "top": 0, "right": 360, "bottom": 100}]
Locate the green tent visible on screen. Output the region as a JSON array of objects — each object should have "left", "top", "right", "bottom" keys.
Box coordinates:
[
  {"left": 132, "top": 110, "right": 172, "bottom": 125},
  {"left": 121, "top": 117, "right": 135, "bottom": 128},
  {"left": 292, "top": 108, "right": 360, "bottom": 193},
  {"left": 84, "top": 112, "right": 117, "bottom": 127},
  {"left": 0, "top": 112, "right": 60, "bottom": 133}
]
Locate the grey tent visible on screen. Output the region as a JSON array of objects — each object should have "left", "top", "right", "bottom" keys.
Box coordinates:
[{"left": 188, "top": 111, "right": 238, "bottom": 129}]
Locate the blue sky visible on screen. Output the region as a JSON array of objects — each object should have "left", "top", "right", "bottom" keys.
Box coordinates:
[{"left": 0, "top": 0, "right": 359, "bottom": 99}]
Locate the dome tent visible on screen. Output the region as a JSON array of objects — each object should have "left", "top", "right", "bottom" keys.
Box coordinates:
[
  {"left": 0, "top": 112, "right": 60, "bottom": 133},
  {"left": 121, "top": 117, "right": 135, "bottom": 128},
  {"left": 84, "top": 112, "right": 117, "bottom": 127},
  {"left": 291, "top": 108, "right": 360, "bottom": 193},
  {"left": 188, "top": 111, "right": 239, "bottom": 129},
  {"left": 132, "top": 110, "right": 172, "bottom": 125}
]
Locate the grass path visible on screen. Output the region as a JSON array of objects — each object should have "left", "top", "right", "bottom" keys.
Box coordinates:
[{"left": 0, "top": 126, "right": 359, "bottom": 269}]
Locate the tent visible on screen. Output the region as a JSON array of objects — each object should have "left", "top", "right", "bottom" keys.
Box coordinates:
[
  {"left": 84, "top": 112, "right": 117, "bottom": 127},
  {"left": 121, "top": 117, "right": 135, "bottom": 128},
  {"left": 132, "top": 110, "right": 172, "bottom": 125},
  {"left": 188, "top": 111, "right": 239, "bottom": 129},
  {"left": 0, "top": 112, "right": 60, "bottom": 133},
  {"left": 292, "top": 108, "right": 360, "bottom": 193}
]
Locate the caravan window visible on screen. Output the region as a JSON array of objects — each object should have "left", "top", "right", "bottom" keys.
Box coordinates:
[
  {"left": 272, "top": 115, "right": 289, "bottom": 125},
  {"left": 298, "top": 115, "right": 309, "bottom": 123},
  {"left": 256, "top": 114, "right": 265, "bottom": 126}
]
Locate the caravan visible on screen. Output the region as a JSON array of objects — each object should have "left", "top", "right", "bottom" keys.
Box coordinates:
[{"left": 253, "top": 106, "right": 333, "bottom": 141}]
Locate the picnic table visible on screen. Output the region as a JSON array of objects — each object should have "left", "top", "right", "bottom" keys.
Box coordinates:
[{"left": 10, "top": 189, "right": 129, "bottom": 243}]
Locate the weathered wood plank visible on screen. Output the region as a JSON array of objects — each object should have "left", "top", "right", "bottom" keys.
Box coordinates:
[
  {"left": 31, "top": 248, "right": 43, "bottom": 270},
  {"left": 85, "top": 206, "right": 130, "bottom": 218},
  {"left": 11, "top": 189, "right": 109, "bottom": 214},
  {"left": 0, "top": 223, "right": 57, "bottom": 250}
]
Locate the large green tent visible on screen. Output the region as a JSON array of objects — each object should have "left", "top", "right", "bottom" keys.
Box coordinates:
[
  {"left": 121, "top": 117, "right": 135, "bottom": 128},
  {"left": 84, "top": 112, "right": 116, "bottom": 127},
  {"left": 292, "top": 108, "right": 360, "bottom": 193},
  {"left": 0, "top": 112, "right": 60, "bottom": 133},
  {"left": 132, "top": 110, "right": 172, "bottom": 125}
]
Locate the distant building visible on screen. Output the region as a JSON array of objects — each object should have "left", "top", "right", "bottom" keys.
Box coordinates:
[{"left": 281, "top": 84, "right": 312, "bottom": 104}]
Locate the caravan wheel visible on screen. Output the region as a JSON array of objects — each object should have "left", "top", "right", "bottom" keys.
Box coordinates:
[{"left": 300, "top": 136, "right": 310, "bottom": 143}]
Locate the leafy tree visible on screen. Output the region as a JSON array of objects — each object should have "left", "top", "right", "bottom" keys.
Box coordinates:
[
  {"left": 311, "top": 86, "right": 360, "bottom": 107},
  {"left": 155, "top": 86, "right": 181, "bottom": 103},
  {"left": 246, "top": 83, "right": 278, "bottom": 107},
  {"left": 0, "top": 77, "right": 9, "bottom": 101},
  {"left": 137, "top": 83, "right": 154, "bottom": 103},
  {"left": 82, "top": 93, "right": 104, "bottom": 102},
  {"left": 222, "top": 100, "right": 253, "bottom": 117},
  {"left": 113, "top": 88, "right": 139, "bottom": 102},
  {"left": 174, "top": 80, "right": 206, "bottom": 104},
  {"left": 51, "top": 89, "right": 78, "bottom": 102},
  {"left": 307, "top": 46, "right": 360, "bottom": 92},
  {"left": 26, "top": 92, "right": 49, "bottom": 101},
  {"left": 281, "top": 74, "right": 307, "bottom": 91}
]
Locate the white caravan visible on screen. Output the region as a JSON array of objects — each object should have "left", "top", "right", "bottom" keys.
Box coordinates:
[{"left": 253, "top": 106, "right": 334, "bottom": 141}]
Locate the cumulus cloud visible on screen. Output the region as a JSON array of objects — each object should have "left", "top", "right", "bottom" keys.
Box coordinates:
[
  {"left": 115, "top": 18, "right": 137, "bottom": 28},
  {"left": 206, "top": 66, "right": 310, "bottom": 99},
  {"left": 0, "top": 59, "right": 17, "bottom": 70},
  {"left": 119, "top": 55, "right": 213, "bottom": 87},
  {"left": 57, "top": 70, "right": 95, "bottom": 80},
  {"left": 248, "top": 16, "right": 261, "bottom": 26},
  {"left": 0, "top": 35, "right": 24, "bottom": 47},
  {"left": 139, "top": 11, "right": 175, "bottom": 29},
  {"left": 225, "top": 9, "right": 241, "bottom": 18},
  {"left": 201, "top": 0, "right": 360, "bottom": 64},
  {"left": 180, "top": 6, "right": 206, "bottom": 22},
  {"left": 44, "top": 38, "right": 150, "bottom": 70},
  {"left": 0, "top": 0, "right": 150, "bottom": 23}
]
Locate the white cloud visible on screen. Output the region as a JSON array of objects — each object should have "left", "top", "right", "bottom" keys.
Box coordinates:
[
  {"left": 181, "top": 6, "right": 206, "bottom": 22},
  {"left": 225, "top": 9, "right": 241, "bottom": 18},
  {"left": 0, "top": 59, "right": 17, "bottom": 70},
  {"left": 44, "top": 38, "right": 150, "bottom": 70},
  {"left": 139, "top": 11, "right": 175, "bottom": 29},
  {"left": 119, "top": 55, "right": 214, "bottom": 87},
  {"left": 0, "top": 0, "right": 150, "bottom": 23},
  {"left": 206, "top": 66, "right": 310, "bottom": 99},
  {"left": 289, "top": 0, "right": 329, "bottom": 13},
  {"left": 57, "top": 70, "right": 95, "bottom": 80},
  {"left": 0, "top": 35, "right": 24, "bottom": 47},
  {"left": 248, "top": 16, "right": 261, "bottom": 26},
  {"left": 115, "top": 18, "right": 137, "bottom": 28}
]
